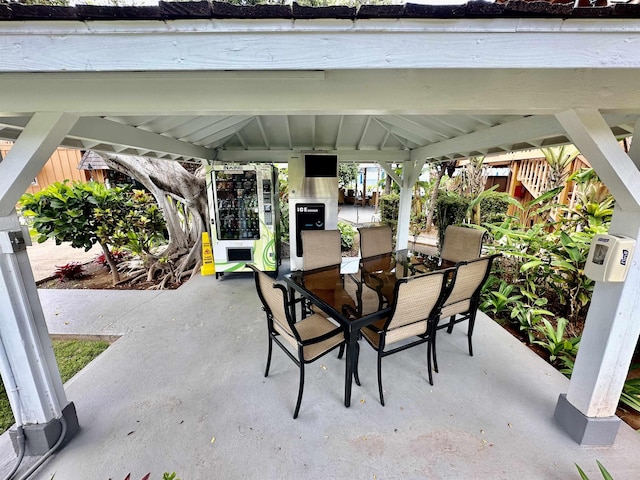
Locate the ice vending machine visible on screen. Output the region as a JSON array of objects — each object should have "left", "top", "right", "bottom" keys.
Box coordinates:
[
  {"left": 288, "top": 154, "right": 339, "bottom": 271},
  {"left": 206, "top": 164, "right": 280, "bottom": 278}
]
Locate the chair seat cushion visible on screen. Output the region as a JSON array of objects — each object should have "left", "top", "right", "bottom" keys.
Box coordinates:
[
  {"left": 362, "top": 318, "right": 428, "bottom": 350},
  {"left": 440, "top": 299, "right": 471, "bottom": 319},
  {"left": 275, "top": 313, "right": 344, "bottom": 362}
]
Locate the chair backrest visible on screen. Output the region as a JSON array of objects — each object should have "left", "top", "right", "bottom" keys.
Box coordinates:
[
  {"left": 385, "top": 270, "right": 449, "bottom": 333},
  {"left": 358, "top": 225, "right": 393, "bottom": 258},
  {"left": 301, "top": 230, "right": 342, "bottom": 271},
  {"left": 441, "top": 255, "right": 497, "bottom": 318},
  {"left": 440, "top": 225, "right": 485, "bottom": 263},
  {"left": 248, "top": 264, "right": 296, "bottom": 339}
]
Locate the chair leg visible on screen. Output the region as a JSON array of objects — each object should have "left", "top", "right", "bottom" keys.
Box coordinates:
[
  {"left": 354, "top": 342, "right": 361, "bottom": 387},
  {"left": 377, "top": 351, "right": 385, "bottom": 407},
  {"left": 432, "top": 332, "right": 439, "bottom": 374},
  {"left": 426, "top": 341, "right": 434, "bottom": 386},
  {"left": 446, "top": 315, "right": 456, "bottom": 334},
  {"left": 264, "top": 334, "right": 273, "bottom": 377},
  {"left": 293, "top": 362, "right": 305, "bottom": 419},
  {"left": 468, "top": 314, "right": 476, "bottom": 357},
  {"left": 337, "top": 344, "right": 345, "bottom": 359}
]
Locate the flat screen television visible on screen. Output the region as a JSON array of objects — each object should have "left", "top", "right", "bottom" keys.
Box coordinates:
[{"left": 305, "top": 154, "right": 337, "bottom": 178}]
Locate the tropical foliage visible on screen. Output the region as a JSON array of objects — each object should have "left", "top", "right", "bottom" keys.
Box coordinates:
[{"left": 20, "top": 181, "right": 168, "bottom": 286}]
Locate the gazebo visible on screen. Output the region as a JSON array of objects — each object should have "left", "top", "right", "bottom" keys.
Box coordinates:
[{"left": 1, "top": 0, "right": 640, "bottom": 454}]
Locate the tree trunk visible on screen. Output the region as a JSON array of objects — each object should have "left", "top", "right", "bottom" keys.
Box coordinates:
[
  {"left": 100, "top": 154, "right": 208, "bottom": 287},
  {"left": 425, "top": 165, "right": 446, "bottom": 233},
  {"left": 99, "top": 241, "right": 121, "bottom": 285}
]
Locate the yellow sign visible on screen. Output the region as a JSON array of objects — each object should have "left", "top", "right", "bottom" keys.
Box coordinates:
[{"left": 201, "top": 232, "right": 216, "bottom": 276}]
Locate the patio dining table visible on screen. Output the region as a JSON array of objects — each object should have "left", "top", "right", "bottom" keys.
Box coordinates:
[{"left": 284, "top": 250, "right": 451, "bottom": 408}]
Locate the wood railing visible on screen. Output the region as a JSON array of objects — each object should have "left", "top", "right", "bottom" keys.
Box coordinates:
[{"left": 517, "top": 158, "right": 549, "bottom": 199}]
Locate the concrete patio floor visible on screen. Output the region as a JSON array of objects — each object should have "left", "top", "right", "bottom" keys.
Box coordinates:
[{"left": 2, "top": 265, "right": 640, "bottom": 479}]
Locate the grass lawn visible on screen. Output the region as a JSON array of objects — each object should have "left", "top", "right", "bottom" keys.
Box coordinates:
[{"left": 0, "top": 338, "right": 110, "bottom": 434}]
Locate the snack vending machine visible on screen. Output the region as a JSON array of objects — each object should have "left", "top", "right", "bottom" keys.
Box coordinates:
[{"left": 206, "top": 164, "right": 280, "bottom": 278}]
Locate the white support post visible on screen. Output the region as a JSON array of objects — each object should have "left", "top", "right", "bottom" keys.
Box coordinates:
[
  {"left": 395, "top": 159, "right": 425, "bottom": 250},
  {"left": 0, "top": 113, "right": 80, "bottom": 453},
  {"left": 553, "top": 110, "right": 640, "bottom": 445},
  {"left": 0, "top": 112, "right": 79, "bottom": 215}
]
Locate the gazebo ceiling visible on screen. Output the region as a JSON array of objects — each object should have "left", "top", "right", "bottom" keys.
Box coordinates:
[
  {"left": 1, "top": 1, "right": 640, "bottom": 164},
  {"left": 0, "top": 112, "right": 635, "bottom": 165}
]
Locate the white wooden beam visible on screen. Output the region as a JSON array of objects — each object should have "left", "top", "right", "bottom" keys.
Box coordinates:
[
  {"left": 3, "top": 19, "right": 640, "bottom": 72},
  {"left": 71, "top": 117, "right": 214, "bottom": 160},
  {"left": 0, "top": 112, "right": 78, "bottom": 216},
  {"left": 378, "top": 162, "right": 402, "bottom": 186},
  {"left": 555, "top": 109, "right": 640, "bottom": 212},
  {"left": 410, "top": 114, "right": 637, "bottom": 163},
  {"left": 627, "top": 117, "right": 640, "bottom": 170},
  {"left": 3, "top": 70, "right": 640, "bottom": 117},
  {"left": 217, "top": 149, "right": 410, "bottom": 164}
]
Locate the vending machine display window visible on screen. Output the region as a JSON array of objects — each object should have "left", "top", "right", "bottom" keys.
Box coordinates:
[{"left": 214, "top": 170, "right": 260, "bottom": 240}]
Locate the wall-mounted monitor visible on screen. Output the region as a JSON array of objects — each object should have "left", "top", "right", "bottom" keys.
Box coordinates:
[{"left": 304, "top": 154, "right": 338, "bottom": 178}]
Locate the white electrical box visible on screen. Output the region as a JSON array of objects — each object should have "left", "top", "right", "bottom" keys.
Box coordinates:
[{"left": 584, "top": 234, "right": 636, "bottom": 282}]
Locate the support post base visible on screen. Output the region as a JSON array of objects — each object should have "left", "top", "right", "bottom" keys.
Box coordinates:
[
  {"left": 10, "top": 402, "right": 79, "bottom": 456},
  {"left": 554, "top": 394, "right": 620, "bottom": 446}
]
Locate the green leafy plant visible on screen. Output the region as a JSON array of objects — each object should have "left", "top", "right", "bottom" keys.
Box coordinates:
[
  {"left": 576, "top": 460, "right": 614, "bottom": 480},
  {"left": 54, "top": 262, "right": 84, "bottom": 282},
  {"left": 480, "top": 278, "right": 522, "bottom": 319},
  {"left": 618, "top": 365, "right": 640, "bottom": 414},
  {"left": 379, "top": 193, "right": 400, "bottom": 232},
  {"left": 510, "top": 297, "right": 554, "bottom": 344},
  {"left": 20, "top": 181, "right": 130, "bottom": 285},
  {"left": 278, "top": 167, "right": 289, "bottom": 244},
  {"left": 337, "top": 221, "right": 357, "bottom": 251},
  {"left": 534, "top": 317, "right": 580, "bottom": 367}
]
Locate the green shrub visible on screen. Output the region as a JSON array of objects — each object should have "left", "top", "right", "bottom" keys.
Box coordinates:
[
  {"left": 379, "top": 193, "right": 399, "bottom": 231},
  {"left": 435, "top": 190, "right": 469, "bottom": 247},
  {"left": 337, "top": 221, "right": 357, "bottom": 251},
  {"left": 479, "top": 193, "right": 510, "bottom": 224}
]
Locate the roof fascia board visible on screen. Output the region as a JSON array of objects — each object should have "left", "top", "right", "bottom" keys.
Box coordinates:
[
  {"left": 3, "top": 70, "right": 640, "bottom": 116},
  {"left": 3, "top": 18, "right": 640, "bottom": 72}
]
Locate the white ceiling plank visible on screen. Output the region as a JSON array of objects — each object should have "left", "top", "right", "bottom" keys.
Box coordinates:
[
  {"left": 255, "top": 116, "right": 270, "bottom": 150},
  {"left": 379, "top": 131, "right": 390, "bottom": 150},
  {"left": 390, "top": 115, "right": 446, "bottom": 140},
  {"left": 357, "top": 116, "right": 372, "bottom": 151},
  {"left": 235, "top": 132, "right": 248, "bottom": 150},
  {"left": 195, "top": 118, "right": 255, "bottom": 146},
  {"left": 375, "top": 116, "right": 440, "bottom": 143},
  {"left": 182, "top": 116, "right": 255, "bottom": 144},
  {"left": 69, "top": 117, "right": 214, "bottom": 160},
  {"left": 409, "top": 115, "right": 636, "bottom": 161},
  {"left": 284, "top": 116, "right": 292, "bottom": 150},
  {"left": 334, "top": 115, "right": 344, "bottom": 150},
  {"left": 4, "top": 18, "right": 640, "bottom": 72},
  {"left": 556, "top": 109, "right": 640, "bottom": 211}
]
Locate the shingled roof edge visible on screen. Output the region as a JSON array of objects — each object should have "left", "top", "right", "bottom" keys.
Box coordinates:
[{"left": 0, "top": 1, "right": 638, "bottom": 22}]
